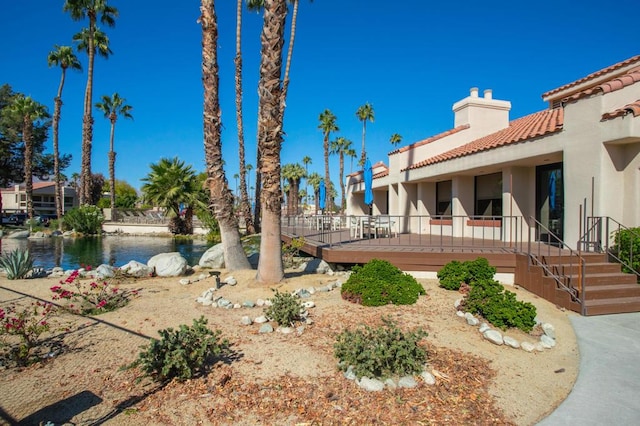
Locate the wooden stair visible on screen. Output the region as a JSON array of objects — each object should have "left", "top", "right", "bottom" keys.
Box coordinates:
[{"left": 515, "top": 253, "right": 640, "bottom": 316}]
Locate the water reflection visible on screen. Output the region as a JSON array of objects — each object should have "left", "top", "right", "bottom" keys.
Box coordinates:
[{"left": 0, "top": 236, "right": 214, "bottom": 271}]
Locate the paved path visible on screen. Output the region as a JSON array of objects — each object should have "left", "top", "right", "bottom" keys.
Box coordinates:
[{"left": 538, "top": 312, "right": 640, "bottom": 425}]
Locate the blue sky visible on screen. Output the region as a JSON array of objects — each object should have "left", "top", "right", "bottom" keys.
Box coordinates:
[{"left": 0, "top": 0, "right": 637, "bottom": 194}]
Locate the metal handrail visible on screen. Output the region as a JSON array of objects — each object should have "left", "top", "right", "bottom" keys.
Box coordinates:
[
  {"left": 581, "top": 216, "right": 640, "bottom": 280},
  {"left": 527, "top": 217, "right": 585, "bottom": 313}
]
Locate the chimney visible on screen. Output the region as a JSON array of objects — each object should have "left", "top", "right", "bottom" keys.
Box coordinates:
[{"left": 452, "top": 88, "right": 511, "bottom": 132}]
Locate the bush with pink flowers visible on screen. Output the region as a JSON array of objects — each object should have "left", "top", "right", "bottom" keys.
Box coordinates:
[{"left": 0, "top": 301, "right": 58, "bottom": 366}]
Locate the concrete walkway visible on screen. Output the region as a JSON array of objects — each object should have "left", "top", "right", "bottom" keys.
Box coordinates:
[{"left": 538, "top": 312, "right": 640, "bottom": 425}]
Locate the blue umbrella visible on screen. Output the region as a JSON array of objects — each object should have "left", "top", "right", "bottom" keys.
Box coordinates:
[
  {"left": 318, "top": 179, "right": 326, "bottom": 211},
  {"left": 364, "top": 158, "right": 373, "bottom": 206}
]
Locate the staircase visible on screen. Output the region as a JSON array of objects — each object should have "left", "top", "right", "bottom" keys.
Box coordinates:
[{"left": 515, "top": 252, "right": 640, "bottom": 316}]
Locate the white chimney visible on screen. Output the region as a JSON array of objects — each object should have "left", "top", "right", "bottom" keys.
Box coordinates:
[
  {"left": 484, "top": 89, "right": 493, "bottom": 100},
  {"left": 470, "top": 87, "right": 479, "bottom": 98},
  {"left": 452, "top": 88, "right": 511, "bottom": 132}
]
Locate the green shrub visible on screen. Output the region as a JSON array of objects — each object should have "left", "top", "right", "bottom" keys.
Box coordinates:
[
  {"left": 264, "top": 289, "right": 304, "bottom": 326},
  {"left": 437, "top": 260, "right": 468, "bottom": 290},
  {"left": 129, "top": 316, "right": 230, "bottom": 382},
  {"left": 341, "top": 259, "right": 425, "bottom": 306},
  {"left": 611, "top": 227, "right": 640, "bottom": 278},
  {"left": 334, "top": 317, "right": 428, "bottom": 380},
  {"left": 437, "top": 257, "right": 496, "bottom": 290},
  {"left": 463, "top": 279, "right": 537, "bottom": 333},
  {"left": 63, "top": 205, "right": 104, "bottom": 234},
  {"left": 282, "top": 237, "right": 305, "bottom": 268},
  {"left": 0, "top": 249, "right": 34, "bottom": 280}
]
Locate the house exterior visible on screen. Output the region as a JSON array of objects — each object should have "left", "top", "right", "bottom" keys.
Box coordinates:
[
  {"left": 346, "top": 54, "right": 640, "bottom": 250},
  {"left": 1, "top": 182, "right": 78, "bottom": 216}
]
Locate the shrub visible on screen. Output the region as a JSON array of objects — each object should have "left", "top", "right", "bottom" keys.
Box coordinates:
[
  {"left": 463, "top": 279, "right": 537, "bottom": 333},
  {"left": 437, "top": 257, "right": 496, "bottom": 290},
  {"left": 63, "top": 205, "right": 104, "bottom": 234},
  {"left": 282, "top": 237, "right": 305, "bottom": 268},
  {"left": 264, "top": 289, "right": 304, "bottom": 326},
  {"left": 0, "top": 249, "right": 34, "bottom": 280},
  {"left": 51, "top": 270, "right": 139, "bottom": 315},
  {"left": 334, "top": 317, "right": 428, "bottom": 380},
  {"left": 129, "top": 316, "right": 230, "bottom": 382},
  {"left": 341, "top": 259, "right": 425, "bottom": 306},
  {"left": 611, "top": 227, "right": 640, "bottom": 279},
  {"left": 0, "top": 301, "right": 58, "bottom": 366}
]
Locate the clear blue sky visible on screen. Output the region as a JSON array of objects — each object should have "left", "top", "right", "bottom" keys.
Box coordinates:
[{"left": 0, "top": 0, "right": 637, "bottom": 194}]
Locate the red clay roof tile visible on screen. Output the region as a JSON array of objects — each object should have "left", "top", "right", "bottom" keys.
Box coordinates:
[
  {"left": 562, "top": 69, "right": 640, "bottom": 103},
  {"left": 601, "top": 100, "right": 640, "bottom": 121},
  {"left": 403, "top": 108, "right": 564, "bottom": 171},
  {"left": 388, "top": 125, "right": 470, "bottom": 155}
]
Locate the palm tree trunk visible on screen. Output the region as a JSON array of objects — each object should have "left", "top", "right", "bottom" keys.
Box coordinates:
[
  {"left": 279, "top": 0, "right": 298, "bottom": 120},
  {"left": 234, "top": 0, "right": 255, "bottom": 235},
  {"left": 339, "top": 153, "right": 345, "bottom": 211},
  {"left": 80, "top": 18, "right": 96, "bottom": 205},
  {"left": 53, "top": 69, "right": 65, "bottom": 223},
  {"left": 108, "top": 118, "right": 116, "bottom": 209},
  {"left": 256, "top": 0, "right": 287, "bottom": 284},
  {"left": 201, "top": 0, "right": 250, "bottom": 271},
  {"left": 360, "top": 121, "right": 366, "bottom": 166},
  {"left": 324, "top": 134, "right": 331, "bottom": 212},
  {"left": 23, "top": 118, "right": 34, "bottom": 220}
]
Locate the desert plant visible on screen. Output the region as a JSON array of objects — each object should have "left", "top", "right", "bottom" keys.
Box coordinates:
[
  {"left": 282, "top": 236, "right": 305, "bottom": 268},
  {"left": 0, "top": 248, "right": 34, "bottom": 280},
  {"left": 0, "top": 301, "right": 58, "bottom": 366},
  {"left": 463, "top": 279, "right": 537, "bottom": 333},
  {"left": 264, "top": 289, "right": 304, "bottom": 326},
  {"left": 341, "top": 259, "right": 425, "bottom": 306},
  {"left": 129, "top": 316, "right": 230, "bottom": 382},
  {"left": 334, "top": 317, "right": 428, "bottom": 380},
  {"left": 50, "top": 269, "right": 139, "bottom": 315},
  {"left": 63, "top": 205, "right": 104, "bottom": 234}
]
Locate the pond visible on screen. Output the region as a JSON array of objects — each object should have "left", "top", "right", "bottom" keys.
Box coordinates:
[{"left": 0, "top": 235, "right": 215, "bottom": 271}]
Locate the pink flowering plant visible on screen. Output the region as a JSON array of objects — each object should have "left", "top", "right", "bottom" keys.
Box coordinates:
[
  {"left": 0, "top": 301, "right": 58, "bottom": 366},
  {"left": 51, "top": 270, "right": 139, "bottom": 315}
]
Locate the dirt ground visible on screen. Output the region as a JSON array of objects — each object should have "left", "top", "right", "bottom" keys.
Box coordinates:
[{"left": 0, "top": 268, "right": 579, "bottom": 425}]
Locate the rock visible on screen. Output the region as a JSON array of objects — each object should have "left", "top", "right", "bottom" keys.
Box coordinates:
[
  {"left": 296, "top": 326, "right": 305, "bottom": 335},
  {"left": 503, "top": 336, "right": 521, "bottom": 349},
  {"left": 28, "top": 231, "right": 47, "bottom": 239},
  {"left": 358, "top": 377, "right": 385, "bottom": 392},
  {"left": 50, "top": 267, "right": 64, "bottom": 278},
  {"left": 256, "top": 299, "right": 266, "bottom": 307},
  {"left": 343, "top": 366, "right": 357, "bottom": 381},
  {"left": 224, "top": 276, "right": 237, "bottom": 286},
  {"left": 398, "top": 376, "right": 418, "bottom": 388},
  {"left": 148, "top": 252, "right": 188, "bottom": 277},
  {"left": 521, "top": 341, "right": 536, "bottom": 352},
  {"left": 464, "top": 312, "right": 479, "bottom": 326},
  {"left": 483, "top": 329, "right": 504, "bottom": 345},
  {"left": 254, "top": 315, "right": 268, "bottom": 324},
  {"left": 51, "top": 230, "right": 63, "bottom": 237},
  {"left": 315, "top": 286, "right": 331, "bottom": 293},
  {"left": 198, "top": 243, "right": 225, "bottom": 268},
  {"left": 62, "top": 231, "right": 74, "bottom": 237},
  {"left": 240, "top": 316, "right": 252, "bottom": 326},
  {"left": 278, "top": 327, "right": 294, "bottom": 334},
  {"left": 202, "top": 299, "right": 213, "bottom": 307},
  {"left": 258, "top": 324, "right": 273, "bottom": 333},
  {"left": 478, "top": 323, "right": 491, "bottom": 333},
  {"left": 456, "top": 311, "right": 465, "bottom": 318},
  {"left": 421, "top": 371, "right": 436, "bottom": 385},
  {"left": 302, "top": 301, "right": 315, "bottom": 309},
  {"left": 95, "top": 264, "right": 115, "bottom": 279},
  {"left": 197, "top": 273, "right": 209, "bottom": 281},
  {"left": 295, "top": 288, "right": 312, "bottom": 298},
  {"left": 540, "top": 335, "right": 556, "bottom": 348},
  {"left": 384, "top": 378, "right": 397, "bottom": 390},
  {"left": 120, "top": 260, "right": 154, "bottom": 278},
  {"left": 242, "top": 300, "right": 255, "bottom": 308},
  {"left": 6, "top": 230, "right": 29, "bottom": 239},
  {"left": 454, "top": 299, "right": 462, "bottom": 309},
  {"left": 541, "top": 323, "right": 556, "bottom": 339},
  {"left": 535, "top": 342, "right": 546, "bottom": 352},
  {"left": 179, "top": 278, "right": 191, "bottom": 285},
  {"left": 217, "top": 298, "right": 232, "bottom": 308}
]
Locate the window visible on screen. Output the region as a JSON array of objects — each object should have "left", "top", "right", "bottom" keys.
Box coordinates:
[
  {"left": 475, "top": 172, "right": 502, "bottom": 217},
  {"left": 436, "top": 180, "right": 452, "bottom": 216}
]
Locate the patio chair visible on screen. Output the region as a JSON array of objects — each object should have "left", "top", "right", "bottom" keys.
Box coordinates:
[
  {"left": 349, "top": 216, "right": 363, "bottom": 239},
  {"left": 374, "top": 216, "right": 396, "bottom": 238}
]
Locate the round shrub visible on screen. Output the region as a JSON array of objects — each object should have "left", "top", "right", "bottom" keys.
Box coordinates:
[
  {"left": 264, "top": 289, "right": 304, "bottom": 326},
  {"left": 437, "top": 260, "right": 468, "bottom": 290},
  {"left": 464, "top": 257, "right": 496, "bottom": 283},
  {"left": 341, "top": 259, "right": 425, "bottom": 306}
]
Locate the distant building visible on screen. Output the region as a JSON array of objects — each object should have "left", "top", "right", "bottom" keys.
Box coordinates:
[{"left": 1, "top": 182, "right": 78, "bottom": 216}]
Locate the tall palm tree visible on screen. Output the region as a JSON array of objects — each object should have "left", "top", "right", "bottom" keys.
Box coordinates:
[
  {"left": 345, "top": 147, "right": 357, "bottom": 174},
  {"left": 302, "top": 155, "right": 311, "bottom": 207},
  {"left": 5, "top": 96, "right": 49, "bottom": 221},
  {"left": 282, "top": 162, "right": 305, "bottom": 216},
  {"left": 200, "top": 0, "right": 250, "bottom": 270},
  {"left": 356, "top": 102, "right": 374, "bottom": 166},
  {"left": 255, "top": 0, "right": 288, "bottom": 284},
  {"left": 95, "top": 92, "right": 133, "bottom": 209},
  {"left": 330, "top": 136, "right": 352, "bottom": 212},
  {"left": 48, "top": 45, "right": 81, "bottom": 223},
  {"left": 390, "top": 133, "right": 402, "bottom": 147},
  {"left": 306, "top": 172, "right": 322, "bottom": 213},
  {"left": 318, "top": 109, "right": 338, "bottom": 212},
  {"left": 64, "top": 0, "right": 118, "bottom": 205}
]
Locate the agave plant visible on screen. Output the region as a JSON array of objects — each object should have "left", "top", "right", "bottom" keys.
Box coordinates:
[{"left": 0, "top": 249, "right": 34, "bottom": 280}]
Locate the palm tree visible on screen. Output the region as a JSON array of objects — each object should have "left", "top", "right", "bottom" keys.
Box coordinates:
[
  {"left": 255, "top": 0, "right": 288, "bottom": 284},
  {"left": 318, "top": 109, "right": 338, "bottom": 212},
  {"left": 390, "top": 133, "right": 402, "bottom": 147},
  {"left": 64, "top": 0, "right": 118, "bottom": 205},
  {"left": 356, "top": 102, "right": 374, "bottom": 166},
  {"left": 282, "top": 163, "right": 305, "bottom": 216},
  {"left": 345, "top": 147, "right": 357, "bottom": 174},
  {"left": 306, "top": 172, "right": 322, "bottom": 213},
  {"left": 95, "top": 92, "right": 132, "bottom": 210},
  {"left": 141, "top": 157, "right": 200, "bottom": 234},
  {"left": 200, "top": 0, "right": 250, "bottom": 270},
  {"left": 302, "top": 155, "right": 311, "bottom": 207},
  {"left": 48, "top": 45, "right": 81, "bottom": 223},
  {"left": 4, "top": 96, "right": 49, "bottom": 221},
  {"left": 330, "top": 136, "right": 352, "bottom": 212}
]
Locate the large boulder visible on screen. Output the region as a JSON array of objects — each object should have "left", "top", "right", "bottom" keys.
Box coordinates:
[
  {"left": 148, "top": 252, "right": 188, "bottom": 277},
  {"left": 5, "top": 230, "right": 30, "bottom": 239},
  {"left": 120, "top": 260, "right": 154, "bottom": 278},
  {"left": 199, "top": 243, "right": 225, "bottom": 268}
]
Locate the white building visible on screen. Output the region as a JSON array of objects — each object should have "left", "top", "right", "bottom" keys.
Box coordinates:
[
  {"left": 1, "top": 182, "right": 78, "bottom": 216},
  {"left": 346, "top": 54, "right": 640, "bottom": 250}
]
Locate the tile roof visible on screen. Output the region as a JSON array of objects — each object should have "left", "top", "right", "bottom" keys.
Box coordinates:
[
  {"left": 403, "top": 108, "right": 564, "bottom": 171},
  {"left": 388, "top": 125, "right": 470, "bottom": 155},
  {"left": 562, "top": 68, "right": 640, "bottom": 103},
  {"left": 601, "top": 100, "right": 640, "bottom": 121},
  {"left": 542, "top": 55, "right": 640, "bottom": 99},
  {"left": 373, "top": 170, "right": 388, "bottom": 180}
]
